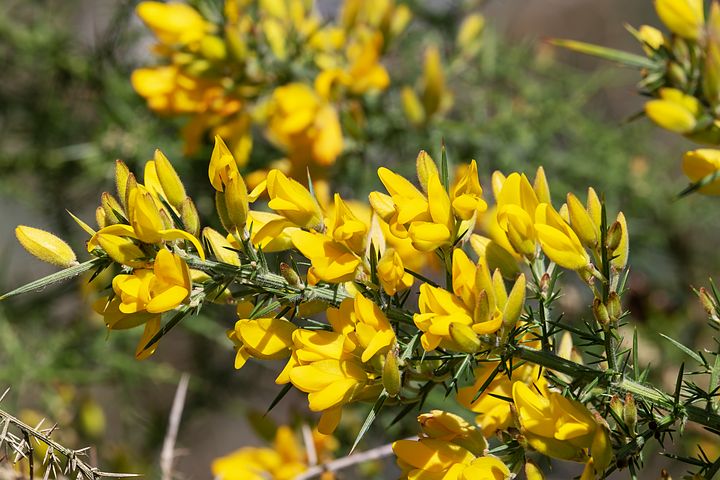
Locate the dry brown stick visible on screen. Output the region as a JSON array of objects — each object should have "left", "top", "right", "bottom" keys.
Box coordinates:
[
  {"left": 295, "top": 439, "right": 408, "bottom": 480},
  {"left": 160, "top": 374, "right": 190, "bottom": 480}
]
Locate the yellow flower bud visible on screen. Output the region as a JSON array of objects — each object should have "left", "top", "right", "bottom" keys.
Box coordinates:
[
  {"left": 115, "top": 160, "right": 131, "bottom": 210},
  {"left": 524, "top": 461, "right": 545, "bottom": 480},
  {"left": 377, "top": 248, "right": 413, "bottom": 295},
  {"left": 416, "top": 150, "right": 439, "bottom": 194},
  {"left": 200, "top": 35, "right": 227, "bottom": 62},
  {"left": 101, "top": 192, "right": 124, "bottom": 225},
  {"left": 203, "top": 227, "right": 241, "bottom": 266},
  {"left": 15, "top": 226, "right": 78, "bottom": 268},
  {"left": 153, "top": 149, "right": 186, "bottom": 208},
  {"left": 401, "top": 86, "right": 426, "bottom": 126},
  {"left": 503, "top": 273, "right": 526, "bottom": 330},
  {"left": 682, "top": 148, "right": 720, "bottom": 195},
  {"left": 610, "top": 212, "right": 629, "bottom": 270},
  {"left": 623, "top": 392, "right": 637, "bottom": 435},
  {"left": 654, "top": 0, "right": 704, "bottom": 40},
  {"left": 180, "top": 197, "right": 200, "bottom": 237},
  {"left": 457, "top": 13, "right": 485, "bottom": 56},
  {"left": 567, "top": 192, "right": 598, "bottom": 248},
  {"left": 449, "top": 322, "right": 482, "bottom": 353},
  {"left": 645, "top": 88, "right": 700, "bottom": 134},
  {"left": 382, "top": 348, "right": 402, "bottom": 397},
  {"left": 224, "top": 170, "right": 249, "bottom": 233},
  {"left": 421, "top": 45, "right": 445, "bottom": 117}
]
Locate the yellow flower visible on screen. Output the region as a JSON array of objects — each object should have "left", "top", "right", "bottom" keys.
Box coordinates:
[
  {"left": 15, "top": 226, "right": 77, "bottom": 268},
  {"left": 645, "top": 88, "right": 701, "bottom": 134},
  {"left": 374, "top": 152, "right": 468, "bottom": 252},
  {"left": 534, "top": 203, "right": 590, "bottom": 271},
  {"left": 418, "top": 410, "right": 488, "bottom": 455},
  {"left": 566, "top": 192, "right": 599, "bottom": 248},
  {"left": 451, "top": 160, "right": 488, "bottom": 220},
  {"left": 376, "top": 247, "right": 413, "bottom": 295},
  {"left": 267, "top": 169, "right": 324, "bottom": 230},
  {"left": 327, "top": 295, "right": 396, "bottom": 363},
  {"left": 512, "top": 382, "right": 612, "bottom": 470},
  {"left": 421, "top": 45, "right": 451, "bottom": 118},
  {"left": 245, "top": 211, "right": 298, "bottom": 252},
  {"left": 393, "top": 437, "right": 510, "bottom": 480},
  {"left": 291, "top": 230, "right": 361, "bottom": 283},
  {"left": 208, "top": 135, "right": 240, "bottom": 192},
  {"left": 111, "top": 249, "right": 192, "bottom": 314},
  {"left": 289, "top": 358, "right": 368, "bottom": 412},
  {"left": 136, "top": 1, "right": 213, "bottom": 46},
  {"left": 89, "top": 184, "right": 205, "bottom": 261},
  {"left": 266, "top": 83, "right": 344, "bottom": 167},
  {"left": 458, "top": 362, "right": 543, "bottom": 437},
  {"left": 682, "top": 148, "right": 720, "bottom": 195},
  {"left": 211, "top": 426, "right": 307, "bottom": 480},
  {"left": 414, "top": 249, "right": 525, "bottom": 351},
  {"left": 228, "top": 317, "right": 297, "bottom": 369},
  {"left": 654, "top": 0, "right": 704, "bottom": 40}
]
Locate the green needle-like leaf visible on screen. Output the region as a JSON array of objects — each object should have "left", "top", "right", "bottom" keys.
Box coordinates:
[
  {"left": 550, "top": 38, "right": 657, "bottom": 69},
  {"left": 350, "top": 390, "right": 388, "bottom": 454},
  {"left": 659, "top": 333, "right": 705, "bottom": 366},
  {"left": 0, "top": 257, "right": 106, "bottom": 301}
]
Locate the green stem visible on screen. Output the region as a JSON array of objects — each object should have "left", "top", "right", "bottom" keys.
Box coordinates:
[
  {"left": 600, "top": 201, "right": 618, "bottom": 373},
  {"left": 514, "top": 345, "right": 720, "bottom": 432}
]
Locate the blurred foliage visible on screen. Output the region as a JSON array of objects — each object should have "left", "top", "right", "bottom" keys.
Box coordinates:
[{"left": 2, "top": 0, "right": 719, "bottom": 477}]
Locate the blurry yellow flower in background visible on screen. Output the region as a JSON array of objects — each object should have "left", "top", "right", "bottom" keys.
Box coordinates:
[{"left": 212, "top": 426, "right": 307, "bottom": 480}]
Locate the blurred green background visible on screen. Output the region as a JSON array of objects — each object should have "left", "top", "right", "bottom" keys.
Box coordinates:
[{"left": 1, "top": 0, "right": 717, "bottom": 478}]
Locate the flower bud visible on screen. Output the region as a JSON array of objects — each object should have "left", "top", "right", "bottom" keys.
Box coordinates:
[
  {"left": 473, "top": 289, "right": 491, "bottom": 324},
  {"left": 449, "top": 323, "right": 482, "bottom": 353},
  {"left": 95, "top": 206, "right": 108, "bottom": 229},
  {"left": 382, "top": 348, "right": 402, "bottom": 397},
  {"left": 503, "top": 273, "right": 526, "bottom": 330},
  {"left": 623, "top": 392, "right": 637, "bottom": 436},
  {"left": 401, "top": 86, "right": 425, "bottom": 127},
  {"left": 593, "top": 298, "right": 610, "bottom": 326},
  {"left": 280, "top": 262, "right": 303, "bottom": 289},
  {"left": 698, "top": 287, "right": 718, "bottom": 316},
  {"left": 200, "top": 35, "right": 227, "bottom": 62},
  {"left": 203, "top": 227, "right": 241, "bottom": 266},
  {"left": 525, "top": 461, "right": 544, "bottom": 480},
  {"left": 533, "top": 166, "right": 551, "bottom": 204},
  {"left": 667, "top": 62, "right": 689, "bottom": 89},
  {"left": 154, "top": 149, "right": 186, "bottom": 208},
  {"left": 15, "top": 226, "right": 78, "bottom": 268},
  {"left": 180, "top": 197, "right": 201, "bottom": 237},
  {"left": 101, "top": 192, "right": 124, "bottom": 225},
  {"left": 115, "top": 160, "right": 131, "bottom": 210},
  {"left": 224, "top": 170, "right": 249, "bottom": 233},
  {"left": 567, "top": 192, "right": 598, "bottom": 247},
  {"left": 610, "top": 212, "right": 629, "bottom": 270},
  {"left": 457, "top": 13, "right": 485, "bottom": 57},
  {"left": 606, "top": 220, "right": 622, "bottom": 251},
  {"left": 610, "top": 394, "right": 624, "bottom": 420},
  {"left": 421, "top": 45, "right": 445, "bottom": 117},
  {"left": 416, "top": 150, "right": 438, "bottom": 194},
  {"left": 607, "top": 291, "right": 622, "bottom": 321}
]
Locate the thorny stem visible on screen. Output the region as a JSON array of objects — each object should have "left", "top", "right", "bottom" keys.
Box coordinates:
[
  {"left": 600, "top": 201, "right": 619, "bottom": 373},
  {"left": 185, "top": 255, "right": 720, "bottom": 434},
  {"left": 0, "top": 407, "right": 136, "bottom": 479}
]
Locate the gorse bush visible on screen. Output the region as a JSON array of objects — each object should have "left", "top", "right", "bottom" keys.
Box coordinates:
[{"left": 5, "top": 1, "right": 720, "bottom": 480}]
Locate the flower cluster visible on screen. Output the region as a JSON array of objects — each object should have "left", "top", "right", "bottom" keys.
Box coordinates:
[
  {"left": 555, "top": 0, "right": 720, "bottom": 195},
  {"left": 132, "top": 0, "right": 413, "bottom": 180},
  {"left": 8, "top": 136, "right": 641, "bottom": 479}
]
